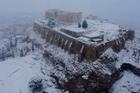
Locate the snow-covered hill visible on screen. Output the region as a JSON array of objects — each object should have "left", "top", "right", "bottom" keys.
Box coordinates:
[
  {"left": 0, "top": 53, "right": 43, "bottom": 93},
  {"left": 136, "top": 30, "right": 140, "bottom": 38},
  {"left": 103, "top": 39, "right": 140, "bottom": 93},
  {"left": 0, "top": 16, "right": 139, "bottom": 93}
]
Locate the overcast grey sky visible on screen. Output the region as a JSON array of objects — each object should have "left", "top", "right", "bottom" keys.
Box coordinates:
[{"left": 0, "top": 0, "right": 140, "bottom": 29}]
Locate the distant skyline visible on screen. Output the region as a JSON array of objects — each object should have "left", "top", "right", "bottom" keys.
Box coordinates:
[{"left": 0, "top": 0, "right": 140, "bottom": 30}]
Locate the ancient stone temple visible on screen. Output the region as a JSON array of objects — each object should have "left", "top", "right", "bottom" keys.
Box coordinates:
[
  {"left": 34, "top": 9, "right": 135, "bottom": 61},
  {"left": 45, "top": 9, "right": 82, "bottom": 25}
]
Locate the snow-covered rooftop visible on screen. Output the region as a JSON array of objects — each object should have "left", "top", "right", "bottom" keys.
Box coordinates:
[
  {"left": 62, "top": 19, "right": 121, "bottom": 41},
  {"left": 63, "top": 20, "right": 120, "bottom": 33},
  {"left": 83, "top": 31, "right": 103, "bottom": 38},
  {"left": 35, "top": 15, "right": 126, "bottom": 45}
]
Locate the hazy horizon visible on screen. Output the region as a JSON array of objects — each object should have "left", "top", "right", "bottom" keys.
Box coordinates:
[{"left": 0, "top": 0, "right": 140, "bottom": 30}]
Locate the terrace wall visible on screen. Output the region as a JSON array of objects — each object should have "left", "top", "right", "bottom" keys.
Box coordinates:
[{"left": 33, "top": 22, "right": 134, "bottom": 61}]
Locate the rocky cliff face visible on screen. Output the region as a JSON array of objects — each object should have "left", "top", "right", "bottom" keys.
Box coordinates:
[
  {"left": 42, "top": 45, "right": 122, "bottom": 93},
  {"left": 33, "top": 18, "right": 140, "bottom": 93}
]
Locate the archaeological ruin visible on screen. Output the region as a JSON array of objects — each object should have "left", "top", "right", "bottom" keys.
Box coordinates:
[{"left": 33, "top": 9, "right": 134, "bottom": 61}]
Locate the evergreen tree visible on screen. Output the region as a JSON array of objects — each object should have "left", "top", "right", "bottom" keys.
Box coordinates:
[
  {"left": 1, "top": 48, "right": 5, "bottom": 61},
  {"left": 31, "top": 41, "right": 35, "bottom": 51},
  {"left": 82, "top": 20, "right": 88, "bottom": 29},
  {"left": 78, "top": 22, "right": 81, "bottom": 28},
  {"left": 29, "top": 78, "right": 43, "bottom": 93},
  {"left": 20, "top": 49, "right": 24, "bottom": 57},
  {"left": 48, "top": 18, "right": 56, "bottom": 28}
]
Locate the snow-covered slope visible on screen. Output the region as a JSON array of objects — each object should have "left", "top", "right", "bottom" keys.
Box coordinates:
[
  {"left": 0, "top": 53, "right": 43, "bottom": 93},
  {"left": 102, "top": 39, "right": 140, "bottom": 93},
  {"left": 0, "top": 15, "right": 140, "bottom": 93},
  {"left": 0, "top": 52, "right": 62, "bottom": 93},
  {"left": 135, "top": 30, "right": 140, "bottom": 38},
  {"left": 112, "top": 71, "right": 140, "bottom": 93},
  {"left": 0, "top": 19, "right": 63, "bottom": 93}
]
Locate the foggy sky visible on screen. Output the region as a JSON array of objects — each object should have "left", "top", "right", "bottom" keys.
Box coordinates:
[{"left": 0, "top": 0, "right": 140, "bottom": 30}]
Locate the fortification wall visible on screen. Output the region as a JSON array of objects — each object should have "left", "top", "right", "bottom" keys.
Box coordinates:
[{"left": 33, "top": 22, "right": 134, "bottom": 61}]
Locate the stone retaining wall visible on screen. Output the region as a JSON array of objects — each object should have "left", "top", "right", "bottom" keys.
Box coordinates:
[{"left": 33, "top": 22, "right": 134, "bottom": 61}]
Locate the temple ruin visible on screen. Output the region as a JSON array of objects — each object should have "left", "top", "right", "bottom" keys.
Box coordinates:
[{"left": 33, "top": 9, "right": 134, "bottom": 61}]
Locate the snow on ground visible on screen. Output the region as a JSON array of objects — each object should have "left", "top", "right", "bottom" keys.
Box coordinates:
[
  {"left": 102, "top": 38, "right": 140, "bottom": 93},
  {"left": 116, "top": 39, "right": 140, "bottom": 68},
  {"left": 63, "top": 19, "right": 120, "bottom": 33},
  {"left": 102, "top": 38, "right": 140, "bottom": 68},
  {"left": 135, "top": 30, "right": 140, "bottom": 38},
  {"left": 0, "top": 53, "right": 43, "bottom": 93},
  {"left": 34, "top": 18, "right": 140, "bottom": 93},
  {"left": 112, "top": 71, "right": 140, "bottom": 93},
  {"left": 112, "top": 39, "right": 140, "bottom": 93},
  {"left": 0, "top": 51, "right": 62, "bottom": 93},
  {"left": 0, "top": 14, "right": 139, "bottom": 93},
  {"left": 60, "top": 19, "right": 121, "bottom": 42},
  {"left": 0, "top": 26, "right": 63, "bottom": 93}
]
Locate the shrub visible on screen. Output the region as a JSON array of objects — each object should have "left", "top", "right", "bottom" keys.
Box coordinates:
[
  {"left": 82, "top": 20, "right": 88, "bottom": 29},
  {"left": 78, "top": 22, "right": 81, "bottom": 28},
  {"left": 29, "top": 77, "right": 43, "bottom": 93},
  {"left": 48, "top": 18, "right": 56, "bottom": 28}
]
